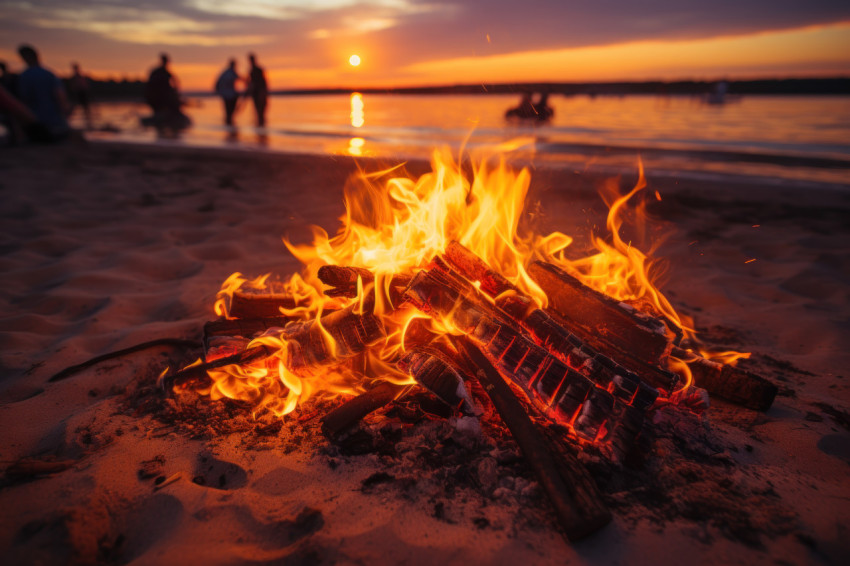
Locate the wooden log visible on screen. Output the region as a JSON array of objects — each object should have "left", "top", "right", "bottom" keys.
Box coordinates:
[
  {"left": 283, "top": 305, "right": 386, "bottom": 376},
  {"left": 528, "top": 261, "right": 671, "bottom": 363},
  {"left": 321, "top": 382, "right": 408, "bottom": 440},
  {"left": 527, "top": 261, "right": 679, "bottom": 392},
  {"left": 204, "top": 317, "right": 293, "bottom": 340},
  {"left": 160, "top": 344, "right": 275, "bottom": 391},
  {"left": 317, "top": 265, "right": 413, "bottom": 302},
  {"left": 455, "top": 337, "right": 611, "bottom": 541},
  {"left": 397, "top": 348, "right": 476, "bottom": 414},
  {"left": 673, "top": 347, "right": 777, "bottom": 411},
  {"left": 405, "top": 268, "right": 650, "bottom": 459},
  {"left": 442, "top": 240, "right": 517, "bottom": 297},
  {"left": 230, "top": 291, "right": 298, "bottom": 319}
]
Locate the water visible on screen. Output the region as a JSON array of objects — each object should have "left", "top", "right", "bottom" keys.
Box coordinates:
[{"left": 80, "top": 93, "right": 850, "bottom": 185}]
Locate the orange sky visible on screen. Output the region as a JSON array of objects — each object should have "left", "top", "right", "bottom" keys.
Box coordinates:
[{"left": 0, "top": 1, "right": 848, "bottom": 90}]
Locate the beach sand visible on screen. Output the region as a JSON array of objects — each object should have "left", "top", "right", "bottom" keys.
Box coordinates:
[{"left": 1, "top": 141, "right": 848, "bottom": 565}]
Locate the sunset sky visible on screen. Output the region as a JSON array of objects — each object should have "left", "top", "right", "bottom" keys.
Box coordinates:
[{"left": 1, "top": 0, "right": 849, "bottom": 90}]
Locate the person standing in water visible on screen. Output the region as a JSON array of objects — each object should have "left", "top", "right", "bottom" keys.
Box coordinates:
[
  {"left": 68, "top": 62, "right": 92, "bottom": 128},
  {"left": 215, "top": 58, "right": 241, "bottom": 127},
  {"left": 246, "top": 53, "right": 268, "bottom": 127}
]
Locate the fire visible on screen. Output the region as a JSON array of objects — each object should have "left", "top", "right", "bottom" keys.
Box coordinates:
[{"left": 186, "top": 147, "right": 744, "bottom": 415}]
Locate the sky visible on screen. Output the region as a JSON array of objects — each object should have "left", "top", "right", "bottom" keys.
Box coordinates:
[{"left": 1, "top": 0, "right": 849, "bottom": 90}]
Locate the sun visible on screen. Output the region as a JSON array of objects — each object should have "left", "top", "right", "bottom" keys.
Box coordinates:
[{"left": 349, "top": 54, "right": 361, "bottom": 67}]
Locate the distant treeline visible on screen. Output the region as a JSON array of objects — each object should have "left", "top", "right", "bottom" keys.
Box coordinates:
[
  {"left": 278, "top": 77, "right": 850, "bottom": 97},
  {"left": 67, "top": 76, "right": 850, "bottom": 100}
]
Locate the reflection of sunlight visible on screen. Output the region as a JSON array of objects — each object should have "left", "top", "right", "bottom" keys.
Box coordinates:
[
  {"left": 348, "top": 137, "right": 365, "bottom": 155},
  {"left": 350, "top": 92, "right": 365, "bottom": 128}
]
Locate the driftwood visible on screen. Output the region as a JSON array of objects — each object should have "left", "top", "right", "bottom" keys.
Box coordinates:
[
  {"left": 673, "top": 347, "right": 777, "bottom": 411},
  {"left": 456, "top": 338, "right": 611, "bottom": 541},
  {"left": 321, "top": 382, "right": 408, "bottom": 439},
  {"left": 229, "top": 291, "right": 298, "bottom": 319}
]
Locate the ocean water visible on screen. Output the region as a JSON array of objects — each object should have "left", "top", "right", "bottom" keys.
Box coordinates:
[{"left": 79, "top": 93, "right": 850, "bottom": 185}]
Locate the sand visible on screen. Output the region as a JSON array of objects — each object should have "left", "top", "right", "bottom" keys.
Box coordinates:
[{"left": 1, "top": 141, "right": 849, "bottom": 565}]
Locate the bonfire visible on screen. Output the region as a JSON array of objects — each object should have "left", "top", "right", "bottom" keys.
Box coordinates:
[{"left": 159, "top": 147, "right": 776, "bottom": 540}]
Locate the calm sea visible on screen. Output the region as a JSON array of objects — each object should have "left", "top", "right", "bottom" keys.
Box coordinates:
[{"left": 80, "top": 93, "right": 850, "bottom": 185}]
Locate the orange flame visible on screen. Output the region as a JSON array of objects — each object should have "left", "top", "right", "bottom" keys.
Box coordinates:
[{"left": 193, "top": 147, "right": 744, "bottom": 415}]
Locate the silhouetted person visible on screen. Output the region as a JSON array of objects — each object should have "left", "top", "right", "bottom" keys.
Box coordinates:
[
  {"left": 144, "top": 53, "right": 189, "bottom": 132},
  {"left": 533, "top": 92, "right": 553, "bottom": 120},
  {"left": 215, "top": 58, "right": 241, "bottom": 127},
  {"left": 246, "top": 53, "right": 268, "bottom": 127},
  {"left": 68, "top": 62, "right": 92, "bottom": 128},
  {"left": 0, "top": 61, "right": 18, "bottom": 96},
  {"left": 506, "top": 92, "right": 536, "bottom": 120},
  {"left": 0, "top": 61, "right": 23, "bottom": 144},
  {"left": 16, "top": 44, "right": 70, "bottom": 142}
]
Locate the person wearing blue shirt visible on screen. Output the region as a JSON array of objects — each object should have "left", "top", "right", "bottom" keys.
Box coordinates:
[{"left": 16, "top": 44, "right": 69, "bottom": 142}]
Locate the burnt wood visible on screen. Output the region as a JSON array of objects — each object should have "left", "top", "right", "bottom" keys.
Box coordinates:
[
  {"left": 229, "top": 292, "right": 298, "bottom": 319},
  {"left": 673, "top": 347, "right": 777, "bottom": 411},
  {"left": 321, "top": 382, "right": 408, "bottom": 439},
  {"left": 456, "top": 337, "right": 611, "bottom": 541},
  {"left": 443, "top": 240, "right": 517, "bottom": 297},
  {"left": 160, "top": 344, "right": 275, "bottom": 391}
]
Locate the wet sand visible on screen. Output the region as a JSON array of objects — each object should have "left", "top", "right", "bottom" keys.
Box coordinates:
[{"left": 1, "top": 142, "right": 848, "bottom": 565}]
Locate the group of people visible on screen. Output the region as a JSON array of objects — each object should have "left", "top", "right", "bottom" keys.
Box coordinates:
[
  {"left": 213, "top": 53, "right": 269, "bottom": 127},
  {"left": 0, "top": 44, "right": 91, "bottom": 144},
  {"left": 505, "top": 92, "right": 554, "bottom": 121}
]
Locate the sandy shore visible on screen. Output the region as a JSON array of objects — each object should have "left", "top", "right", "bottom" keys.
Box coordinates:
[{"left": 1, "top": 141, "right": 848, "bottom": 565}]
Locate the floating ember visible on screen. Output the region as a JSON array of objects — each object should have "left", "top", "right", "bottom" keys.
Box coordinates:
[{"left": 160, "top": 148, "right": 777, "bottom": 540}]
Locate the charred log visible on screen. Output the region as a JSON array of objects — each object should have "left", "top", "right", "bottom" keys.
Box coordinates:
[
  {"left": 321, "top": 382, "right": 408, "bottom": 440},
  {"left": 455, "top": 337, "right": 611, "bottom": 541},
  {"left": 229, "top": 291, "right": 298, "bottom": 319},
  {"left": 160, "top": 344, "right": 275, "bottom": 391},
  {"left": 673, "top": 347, "right": 777, "bottom": 411},
  {"left": 318, "top": 265, "right": 412, "bottom": 301},
  {"left": 397, "top": 348, "right": 477, "bottom": 414}
]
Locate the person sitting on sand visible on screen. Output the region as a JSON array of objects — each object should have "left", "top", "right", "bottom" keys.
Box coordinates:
[
  {"left": 215, "top": 58, "right": 242, "bottom": 127},
  {"left": 246, "top": 53, "right": 268, "bottom": 128},
  {"left": 16, "top": 44, "right": 70, "bottom": 143},
  {"left": 144, "top": 53, "right": 189, "bottom": 132}
]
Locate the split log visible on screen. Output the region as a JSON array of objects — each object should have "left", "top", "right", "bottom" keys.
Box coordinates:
[
  {"left": 405, "top": 267, "right": 651, "bottom": 458},
  {"left": 229, "top": 291, "right": 298, "bottom": 319},
  {"left": 321, "top": 382, "right": 408, "bottom": 440},
  {"left": 455, "top": 337, "right": 611, "bottom": 541},
  {"left": 442, "top": 240, "right": 517, "bottom": 297},
  {"left": 317, "top": 265, "right": 412, "bottom": 302},
  {"left": 673, "top": 347, "right": 777, "bottom": 411},
  {"left": 283, "top": 305, "right": 386, "bottom": 375},
  {"left": 527, "top": 260, "right": 679, "bottom": 392},
  {"left": 397, "top": 348, "right": 477, "bottom": 414}
]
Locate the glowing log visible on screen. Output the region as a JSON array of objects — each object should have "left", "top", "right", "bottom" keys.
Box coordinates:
[
  {"left": 404, "top": 267, "right": 651, "bottom": 458},
  {"left": 527, "top": 260, "right": 679, "bottom": 392},
  {"left": 317, "top": 264, "right": 412, "bottom": 301},
  {"left": 455, "top": 337, "right": 611, "bottom": 541},
  {"left": 283, "top": 305, "right": 385, "bottom": 376},
  {"left": 673, "top": 346, "right": 777, "bottom": 411},
  {"left": 229, "top": 291, "right": 297, "bottom": 319},
  {"left": 397, "top": 348, "right": 476, "bottom": 414}
]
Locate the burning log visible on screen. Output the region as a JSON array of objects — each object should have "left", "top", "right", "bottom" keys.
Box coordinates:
[
  {"left": 161, "top": 344, "right": 275, "bottom": 391},
  {"left": 317, "top": 265, "right": 412, "bottom": 303},
  {"left": 404, "top": 265, "right": 653, "bottom": 459},
  {"left": 397, "top": 348, "right": 477, "bottom": 414},
  {"left": 443, "top": 240, "right": 517, "bottom": 296},
  {"left": 229, "top": 291, "right": 298, "bottom": 319},
  {"left": 673, "top": 347, "right": 777, "bottom": 411},
  {"left": 527, "top": 260, "right": 680, "bottom": 392},
  {"left": 455, "top": 338, "right": 611, "bottom": 541},
  {"left": 283, "top": 305, "right": 385, "bottom": 375},
  {"left": 321, "top": 382, "right": 408, "bottom": 440},
  {"left": 204, "top": 317, "right": 292, "bottom": 342}
]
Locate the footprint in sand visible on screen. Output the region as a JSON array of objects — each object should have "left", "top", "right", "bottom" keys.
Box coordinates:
[{"left": 192, "top": 453, "right": 248, "bottom": 490}]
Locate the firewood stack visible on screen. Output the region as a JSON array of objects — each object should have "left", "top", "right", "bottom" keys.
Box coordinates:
[{"left": 161, "top": 240, "right": 778, "bottom": 541}]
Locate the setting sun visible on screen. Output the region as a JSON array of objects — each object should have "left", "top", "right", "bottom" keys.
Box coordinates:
[{"left": 349, "top": 54, "right": 361, "bottom": 67}]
